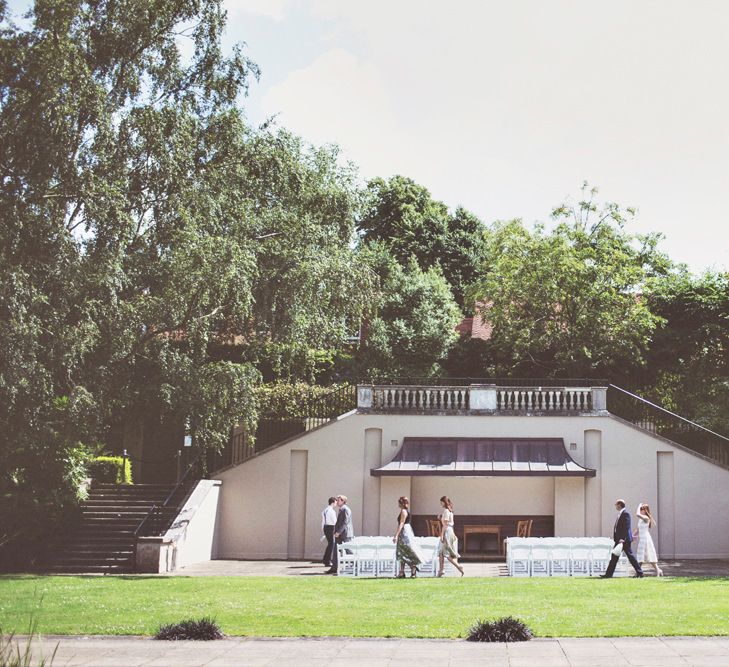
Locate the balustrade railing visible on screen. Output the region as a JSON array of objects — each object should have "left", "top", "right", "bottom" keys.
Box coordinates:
[
  {"left": 362, "top": 384, "right": 600, "bottom": 414},
  {"left": 497, "top": 387, "right": 592, "bottom": 412},
  {"left": 372, "top": 385, "right": 469, "bottom": 412}
]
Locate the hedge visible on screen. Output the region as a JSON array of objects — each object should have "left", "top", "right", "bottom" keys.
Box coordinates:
[{"left": 87, "top": 456, "right": 133, "bottom": 484}]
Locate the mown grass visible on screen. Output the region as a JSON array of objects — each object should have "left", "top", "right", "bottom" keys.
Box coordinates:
[{"left": 1, "top": 575, "right": 728, "bottom": 638}]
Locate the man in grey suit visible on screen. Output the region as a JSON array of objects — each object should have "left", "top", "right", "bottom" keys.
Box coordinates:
[{"left": 327, "top": 494, "right": 354, "bottom": 574}]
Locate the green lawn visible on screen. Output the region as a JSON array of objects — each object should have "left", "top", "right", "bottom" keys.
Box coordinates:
[{"left": 1, "top": 575, "right": 728, "bottom": 638}]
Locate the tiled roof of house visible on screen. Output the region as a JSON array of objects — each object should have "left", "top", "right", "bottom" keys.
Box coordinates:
[{"left": 456, "top": 300, "right": 493, "bottom": 341}]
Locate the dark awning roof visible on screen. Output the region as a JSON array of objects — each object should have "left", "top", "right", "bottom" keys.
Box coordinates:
[{"left": 371, "top": 437, "right": 596, "bottom": 477}]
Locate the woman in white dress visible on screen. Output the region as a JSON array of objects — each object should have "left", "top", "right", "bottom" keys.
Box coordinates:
[
  {"left": 437, "top": 496, "right": 465, "bottom": 577},
  {"left": 633, "top": 503, "right": 663, "bottom": 576}
]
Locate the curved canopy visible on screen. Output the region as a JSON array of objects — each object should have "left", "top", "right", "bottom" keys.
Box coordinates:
[{"left": 371, "top": 437, "right": 596, "bottom": 477}]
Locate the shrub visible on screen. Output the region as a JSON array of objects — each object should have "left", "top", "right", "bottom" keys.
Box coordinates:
[
  {"left": 87, "top": 456, "right": 133, "bottom": 484},
  {"left": 466, "top": 616, "right": 533, "bottom": 642},
  {"left": 256, "top": 382, "right": 343, "bottom": 418},
  {"left": 155, "top": 618, "right": 224, "bottom": 641}
]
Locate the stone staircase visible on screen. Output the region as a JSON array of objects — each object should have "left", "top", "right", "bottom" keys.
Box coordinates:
[{"left": 49, "top": 483, "right": 175, "bottom": 574}]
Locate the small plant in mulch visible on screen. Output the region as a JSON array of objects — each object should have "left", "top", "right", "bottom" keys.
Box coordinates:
[
  {"left": 155, "top": 617, "right": 225, "bottom": 641},
  {"left": 466, "top": 616, "right": 534, "bottom": 642}
]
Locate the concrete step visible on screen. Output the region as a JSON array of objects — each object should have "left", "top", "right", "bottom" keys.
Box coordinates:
[
  {"left": 84, "top": 499, "right": 163, "bottom": 506},
  {"left": 77, "top": 513, "right": 149, "bottom": 520}
]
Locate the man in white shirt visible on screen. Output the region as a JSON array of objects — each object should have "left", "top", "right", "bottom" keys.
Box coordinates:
[{"left": 321, "top": 496, "right": 337, "bottom": 568}]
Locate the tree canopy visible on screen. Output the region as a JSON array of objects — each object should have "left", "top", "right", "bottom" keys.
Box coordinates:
[
  {"left": 468, "top": 185, "right": 671, "bottom": 377},
  {"left": 0, "top": 0, "right": 373, "bottom": 559},
  {"left": 357, "top": 175, "right": 489, "bottom": 310}
]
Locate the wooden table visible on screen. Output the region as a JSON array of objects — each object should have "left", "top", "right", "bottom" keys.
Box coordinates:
[{"left": 462, "top": 524, "right": 502, "bottom": 556}]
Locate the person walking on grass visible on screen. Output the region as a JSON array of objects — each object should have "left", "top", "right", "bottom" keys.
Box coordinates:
[
  {"left": 321, "top": 496, "right": 337, "bottom": 569},
  {"left": 393, "top": 496, "right": 424, "bottom": 578},
  {"left": 600, "top": 498, "right": 644, "bottom": 578},
  {"left": 327, "top": 494, "right": 354, "bottom": 575},
  {"left": 437, "top": 495, "right": 464, "bottom": 577},
  {"left": 634, "top": 502, "right": 663, "bottom": 576}
]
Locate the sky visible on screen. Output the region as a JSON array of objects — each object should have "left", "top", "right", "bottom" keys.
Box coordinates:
[
  {"left": 222, "top": 0, "right": 729, "bottom": 274},
  {"left": 4, "top": 0, "right": 727, "bottom": 273}
]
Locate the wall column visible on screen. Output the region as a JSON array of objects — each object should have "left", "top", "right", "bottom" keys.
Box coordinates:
[
  {"left": 554, "top": 477, "right": 585, "bottom": 537},
  {"left": 362, "top": 428, "right": 383, "bottom": 536},
  {"left": 657, "top": 451, "right": 676, "bottom": 558},
  {"left": 287, "top": 450, "right": 308, "bottom": 559},
  {"left": 584, "top": 429, "right": 602, "bottom": 537}
]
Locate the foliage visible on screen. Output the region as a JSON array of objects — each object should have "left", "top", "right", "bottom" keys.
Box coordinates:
[
  {"left": 441, "top": 337, "right": 495, "bottom": 378},
  {"left": 358, "top": 176, "right": 489, "bottom": 309},
  {"left": 2, "top": 576, "right": 729, "bottom": 637},
  {"left": 87, "top": 456, "right": 133, "bottom": 485},
  {"left": 468, "top": 184, "right": 670, "bottom": 378},
  {"left": 357, "top": 246, "right": 462, "bottom": 378},
  {"left": 466, "top": 616, "right": 534, "bottom": 642},
  {"left": 155, "top": 617, "right": 224, "bottom": 641},
  {"left": 0, "top": 614, "right": 58, "bottom": 666},
  {"left": 0, "top": 398, "right": 94, "bottom": 569},
  {"left": 640, "top": 269, "right": 729, "bottom": 434},
  {"left": 255, "top": 383, "right": 343, "bottom": 418},
  {"left": 0, "top": 0, "right": 372, "bottom": 560}
]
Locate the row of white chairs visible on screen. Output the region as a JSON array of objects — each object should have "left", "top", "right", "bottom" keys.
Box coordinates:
[
  {"left": 336, "top": 536, "right": 454, "bottom": 577},
  {"left": 505, "top": 537, "right": 628, "bottom": 577}
]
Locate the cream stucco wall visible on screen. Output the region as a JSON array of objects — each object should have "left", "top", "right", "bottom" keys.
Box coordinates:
[{"left": 214, "top": 412, "right": 729, "bottom": 560}]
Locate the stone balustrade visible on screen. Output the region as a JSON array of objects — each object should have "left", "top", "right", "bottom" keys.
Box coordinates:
[{"left": 357, "top": 384, "right": 607, "bottom": 415}]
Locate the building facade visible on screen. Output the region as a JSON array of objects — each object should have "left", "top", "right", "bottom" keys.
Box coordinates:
[{"left": 212, "top": 384, "right": 729, "bottom": 561}]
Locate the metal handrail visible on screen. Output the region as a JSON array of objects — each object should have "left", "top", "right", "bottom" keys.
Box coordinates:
[
  {"left": 607, "top": 384, "right": 729, "bottom": 467},
  {"left": 608, "top": 384, "right": 729, "bottom": 443},
  {"left": 132, "top": 451, "right": 205, "bottom": 569}
]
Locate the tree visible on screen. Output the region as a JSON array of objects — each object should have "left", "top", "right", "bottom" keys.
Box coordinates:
[
  {"left": 357, "top": 175, "right": 488, "bottom": 309},
  {"left": 0, "top": 0, "right": 372, "bottom": 562},
  {"left": 357, "top": 245, "right": 462, "bottom": 378},
  {"left": 224, "top": 131, "right": 375, "bottom": 382},
  {"left": 641, "top": 269, "right": 729, "bottom": 433},
  {"left": 468, "top": 185, "right": 670, "bottom": 377}
]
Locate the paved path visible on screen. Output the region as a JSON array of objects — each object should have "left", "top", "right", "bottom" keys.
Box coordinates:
[
  {"left": 173, "top": 558, "right": 729, "bottom": 577},
  {"left": 20, "top": 635, "right": 729, "bottom": 666}
]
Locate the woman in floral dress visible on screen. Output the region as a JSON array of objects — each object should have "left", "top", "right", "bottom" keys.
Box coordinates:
[{"left": 393, "top": 496, "right": 424, "bottom": 578}]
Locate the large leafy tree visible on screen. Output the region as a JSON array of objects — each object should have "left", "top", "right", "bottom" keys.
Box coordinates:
[
  {"left": 357, "top": 245, "right": 462, "bottom": 378},
  {"left": 0, "top": 0, "right": 371, "bottom": 559},
  {"left": 224, "top": 132, "right": 374, "bottom": 382},
  {"left": 642, "top": 269, "right": 729, "bottom": 433},
  {"left": 468, "top": 185, "right": 671, "bottom": 377},
  {"left": 357, "top": 175, "right": 488, "bottom": 310}
]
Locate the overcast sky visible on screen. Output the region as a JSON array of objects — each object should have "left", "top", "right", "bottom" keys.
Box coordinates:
[{"left": 223, "top": 0, "right": 729, "bottom": 274}]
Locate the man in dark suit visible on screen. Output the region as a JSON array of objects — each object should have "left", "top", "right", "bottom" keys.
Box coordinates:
[
  {"left": 326, "top": 494, "right": 354, "bottom": 575},
  {"left": 601, "top": 498, "right": 644, "bottom": 578}
]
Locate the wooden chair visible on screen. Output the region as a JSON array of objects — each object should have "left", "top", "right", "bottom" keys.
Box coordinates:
[
  {"left": 516, "top": 519, "right": 533, "bottom": 538},
  {"left": 426, "top": 518, "right": 442, "bottom": 537}
]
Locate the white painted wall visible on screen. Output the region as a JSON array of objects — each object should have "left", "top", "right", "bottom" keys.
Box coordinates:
[
  {"left": 166, "top": 480, "right": 221, "bottom": 569},
  {"left": 410, "top": 476, "right": 555, "bottom": 516},
  {"left": 213, "top": 412, "right": 729, "bottom": 560}
]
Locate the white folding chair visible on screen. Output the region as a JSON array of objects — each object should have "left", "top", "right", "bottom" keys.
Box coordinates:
[
  {"left": 336, "top": 542, "right": 357, "bottom": 577},
  {"left": 590, "top": 544, "right": 612, "bottom": 576},
  {"left": 550, "top": 543, "right": 571, "bottom": 576},
  {"left": 416, "top": 538, "right": 440, "bottom": 577},
  {"left": 356, "top": 543, "right": 378, "bottom": 577},
  {"left": 509, "top": 543, "right": 531, "bottom": 576},
  {"left": 570, "top": 543, "right": 593, "bottom": 577},
  {"left": 376, "top": 541, "right": 398, "bottom": 578},
  {"left": 530, "top": 543, "right": 551, "bottom": 576}
]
